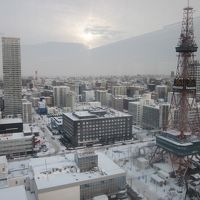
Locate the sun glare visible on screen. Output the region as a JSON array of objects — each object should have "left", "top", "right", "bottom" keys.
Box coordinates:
[
  {"left": 82, "top": 32, "right": 94, "bottom": 42},
  {"left": 80, "top": 31, "right": 96, "bottom": 48}
]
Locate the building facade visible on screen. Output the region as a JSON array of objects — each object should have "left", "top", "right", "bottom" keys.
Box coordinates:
[
  {"left": 2, "top": 37, "right": 22, "bottom": 117},
  {"left": 30, "top": 152, "right": 126, "bottom": 200},
  {"left": 95, "top": 90, "right": 107, "bottom": 106},
  {"left": 111, "top": 86, "right": 127, "bottom": 96},
  {"left": 142, "top": 104, "right": 169, "bottom": 130},
  {"left": 111, "top": 96, "right": 124, "bottom": 112},
  {"left": 0, "top": 118, "right": 23, "bottom": 134},
  {"left": 53, "top": 86, "right": 70, "bottom": 108},
  {"left": 62, "top": 108, "right": 132, "bottom": 146},
  {"left": 142, "top": 105, "right": 160, "bottom": 129},
  {"left": 128, "top": 101, "right": 143, "bottom": 126},
  {"left": 0, "top": 133, "right": 34, "bottom": 157},
  {"left": 22, "top": 101, "right": 32, "bottom": 124}
]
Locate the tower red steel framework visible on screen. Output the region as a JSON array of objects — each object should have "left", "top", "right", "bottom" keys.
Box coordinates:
[{"left": 150, "top": 3, "right": 200, "bottom": 181}]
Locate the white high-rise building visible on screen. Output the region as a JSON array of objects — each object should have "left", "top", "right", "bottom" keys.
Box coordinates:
[
  {"left": 111, "top": 86, "right": 127, "bottom": 96},
  {"left": 128, "top": 101, "right": 143, "bottom": 126},
  {"left": 95, "top": 90, "right": 107, "bottom": 106},
  {"left": 66, "top": 91, "right": 75, "bottom": 109},
  {"left": 2, "top": 37, "right": 22, "bottom": 117},
  {"left": 82, "top": 90, "right": 95, "bottom": 102},
  {"left": 128, "top": 95, "right": 154, "bottom": 127}
]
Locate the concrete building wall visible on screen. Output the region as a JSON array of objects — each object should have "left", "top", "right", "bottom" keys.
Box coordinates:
[
  {"left": 8, "top": 176, "right": 27, "bottom": 187},
  {"left": 0, "top": 156, "right": 8, "bottom": 177},
  {"left": 0, "top": 135, "right": 34, "bottom": 156},
  {"left": 37, "top": 186, "right": 80, "bottom": 200}
]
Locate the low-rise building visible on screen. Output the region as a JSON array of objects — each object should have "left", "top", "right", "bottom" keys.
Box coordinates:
[
  {"left": 0, "top": 118, "right": 23, "bottom": 134},
  {"left": 0, "top": 132, "right": 35, "bottom": 157},
  {"left": 29, "top": 152, "right": 126, "bottom": 200}
]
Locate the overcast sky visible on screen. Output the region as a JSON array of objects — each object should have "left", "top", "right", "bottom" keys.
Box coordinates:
[{"left": 0, "top": 0, "right": 200, "bottom": 48}]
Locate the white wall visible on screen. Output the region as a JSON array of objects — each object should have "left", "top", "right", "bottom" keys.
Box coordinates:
[{"left": 38, "top": 186, "right": 80, "bottom": 200}]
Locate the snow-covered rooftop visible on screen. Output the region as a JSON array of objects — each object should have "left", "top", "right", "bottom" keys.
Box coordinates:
[
  {"left": 0, "top": 185, "right": 28, "bottom": 200},
  {"left": 0, "top": 118, "right": 22, "bottom": 124},
  {"left": 64, "top": 108, "right": 131, "bottom": 121},
  {"left": 30, "top": 152, "right": 125, "bottom": 191},
  {"left": 0, "top": 132, "right": 33, "bottom": 140},
  {"left": 23, "top": 124, "right": 31, "bottom": 133},
  {"left": 0, "top": 156, "right": 7, "bottom": 164}
]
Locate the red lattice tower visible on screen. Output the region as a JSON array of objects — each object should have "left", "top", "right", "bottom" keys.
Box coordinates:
[
  {"left": 150, "top": 3, "right": 200, "bottom": 183},
  {"left": 168, "top": 4, "right": 200, "bottom": 138}
]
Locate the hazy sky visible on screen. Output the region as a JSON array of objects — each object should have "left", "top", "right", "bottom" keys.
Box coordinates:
[{"left": 0, "top": 0, "right": 200, "bottom": 48}]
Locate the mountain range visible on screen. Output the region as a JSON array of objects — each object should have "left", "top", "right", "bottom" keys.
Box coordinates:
[{"left": 21, "top": 17, "right": 200, "bottom": 77}]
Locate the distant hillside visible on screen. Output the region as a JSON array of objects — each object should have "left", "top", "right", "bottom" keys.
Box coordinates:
[{"left": 21, "top": 17, "right": 200, "bottom": 76}]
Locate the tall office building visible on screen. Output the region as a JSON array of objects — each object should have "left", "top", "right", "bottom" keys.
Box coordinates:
[{"left": 2, "top": 37, "right": 22, "bottom": 117}]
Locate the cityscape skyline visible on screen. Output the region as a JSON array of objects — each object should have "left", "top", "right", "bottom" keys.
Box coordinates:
[{"left": 0, "top": 2, "right": 200, "bottom": 199}]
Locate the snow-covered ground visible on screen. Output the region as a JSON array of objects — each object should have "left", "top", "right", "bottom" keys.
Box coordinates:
[{"left": 97, "top": 142, "right": 186, "bottom": 200}]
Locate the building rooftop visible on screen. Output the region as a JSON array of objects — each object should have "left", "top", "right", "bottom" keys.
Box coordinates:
[
  {"left": 64, "top": 108, "right": 131, "bottom": 121},
  {"left": 73, "top": 111, "right": 97, "bottom": 119},
  {"left": 23, "top": 124, "right": 31, "bottom": 133},
  {"left": 29, "top": 152, "right": 125, "bottom": 192},
  {"left": 129, "top": 101, "right": 140, "bottom": 105},
  {"left": 51, "top": 116, "right": 63, "bottom": 125},
  {"left": 76, "top": 150, "right": 96, "bottom": 158},
  {"left": 0, "top": 156, "right": 7, "bottom": 164},
  {"left": 0, "top": 185, "right": 28, "bottom": 200},
  {"left": 0, "top": 132, "right": 33, "bottom": 141},
  {"left": 0, "top": 118, "right": 22, "bottom": 124}
]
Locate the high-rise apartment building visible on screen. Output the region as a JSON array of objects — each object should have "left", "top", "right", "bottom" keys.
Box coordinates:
[
  {"left": 128, "top": 101, "right": 143, "bottom": 126},
  {"left": 95, "top": 90, "right": 107, "bottom": 106},
  {"left": 111, "top": 95, "right": 124, "bottom": 111},
  {"left": 2, "top": 37, "right": 22, "bottom": 117},
  {"left": 155, "top": 85, "right": 168, "bottom": 100},
  {"left": 53, "top": 86, "right": 70, "bottom": 108},
  {"left": 22, "top": 101, "right": 32, "bottom": 123},
  {"left": 142, "top": 104, "right": 169, "bottom": 130},
  {"left": 111, "top": 86, "right": 127, "bottom": 96}
]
